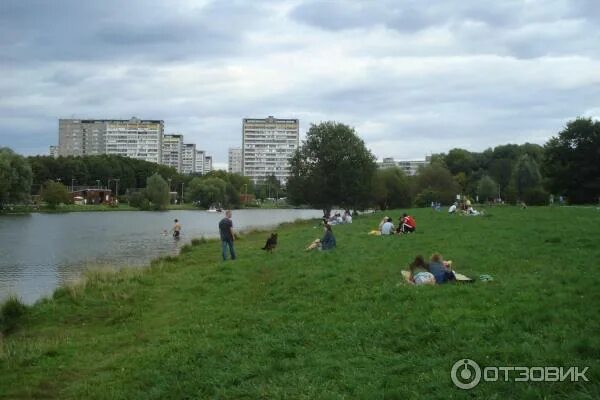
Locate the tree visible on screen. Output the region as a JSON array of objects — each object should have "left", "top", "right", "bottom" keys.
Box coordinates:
[
  {"left": 477, "top": 175, "right": 498, "bottom": 201},
  {"left": 413, "top": 162, "right": 460, "bottom": 206},
  {"left": 372, "top": 167, "right": 413, "bottom": 210},
  {"left": 40, "top": 180, "right": 71, "bottom": 208},
  {"left": 543, "top": 117, "right": 600, "bottom": 203},
  {"left": 0, "top": 147, "right": 33, "bottom": 208},
  {"left": 145, "top": 173, "right": 170, "bottom": 210},
  {"left": 186, "top": 177, "right": 227, "bottom": 208},
  {"left": 287, "top": 122, "right": 376, "bottom": 214},
  {"left": 512, "top": 154, "right": 542, "bottom": 199},
  {"left": 445, "top": 148, "right": 476, "bottom": 176}
]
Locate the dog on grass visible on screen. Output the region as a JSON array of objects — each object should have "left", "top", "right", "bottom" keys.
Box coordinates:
[{"left": 261, "top": 233, "right": 278, "bottom": 252}]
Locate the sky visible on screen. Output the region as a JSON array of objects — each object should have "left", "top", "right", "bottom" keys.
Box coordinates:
[{"left": 1, "top": 0, "right": 599, "bottom": 170}]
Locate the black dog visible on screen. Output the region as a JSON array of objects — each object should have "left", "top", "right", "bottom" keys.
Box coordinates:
[{"left": 261, "top": 233, "right": 278, "bottom": 252}]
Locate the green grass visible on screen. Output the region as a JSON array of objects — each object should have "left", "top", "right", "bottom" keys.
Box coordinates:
[{"left": 1, "top": 207, "right": 599, "bottom": 399}]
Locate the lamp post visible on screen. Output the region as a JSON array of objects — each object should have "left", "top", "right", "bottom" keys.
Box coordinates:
[
  {"left": 71, "top": 178, "right": 76, "bottom": 192},
  {"left": 96, "top": 180, "right": 100, "bottom": 189},
  {"left": 181, "top": 182, "right": 184, "bottom": 205}
]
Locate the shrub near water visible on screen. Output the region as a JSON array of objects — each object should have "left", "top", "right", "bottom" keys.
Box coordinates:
[{"left": 0, "top": 296, "right": 27, "bottom": 334}]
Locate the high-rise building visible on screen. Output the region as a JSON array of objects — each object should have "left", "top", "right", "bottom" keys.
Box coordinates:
[
  {"left": 181, "top": 143, "right": 196, "bottom": 175},
  {"left": 195, "top": 150, "right": 205, "bottom": 175},
  {"left": 204, "top": 155, "right": 213, "bottom": 174},
  {"left": 242, "top": 116, "right": 299, "bottom": 183},
  {"left": 228, "top": 147, "right": 242, "bottom": 174},
  {"left": 49, "top": 146, "right": 58, "bottom": 159},
  {"left": 104, "top": 118, "right": 164, "bottom": 164},
  {"left": 162, "top": 134, "right": 183, "bottom": 172},
  {"left": 59, "top": 117, "right": 164, "bottom": 164},
  {"left": 58, "top": 119, "right": 105, "bottom": 156}
]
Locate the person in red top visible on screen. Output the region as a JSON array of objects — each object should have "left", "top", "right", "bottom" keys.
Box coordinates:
[{"left": 399, "top": 213, "right": 416, "bottom": 234}]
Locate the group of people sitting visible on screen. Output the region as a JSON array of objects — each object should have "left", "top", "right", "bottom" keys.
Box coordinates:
[
  {"left": 407, "top": 253, "right": 456, "bottom": 285},
  {"left": 448, "top": 200, "right": 483, "bottom": 216},
  {"left": 324, "top": 210, "right": 353, "bottom": 225},
  {"left": 371, "top": 213, "right": 416, "bottom": 235}
]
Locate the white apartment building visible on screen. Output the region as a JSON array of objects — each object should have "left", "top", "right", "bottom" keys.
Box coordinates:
[
  {"left": 49, "top": 146, "right": 58, "bottom": 159},
  {"left": 181, "top": 143, "right": 196, "bottom": 175},
  {"left": 204, "top": 155, "right": 213, "bottom": 174},
  {"left": 242, "top": 116, "right": 299, "bottom": 184},
  {"left": 59, "top": 117, "right": 164, "bottom": 164},
  {"left": 378, "top": 157, "right": 431, "bottom": 176},
  {"left": 162, "top": 134, "right": 183, "bottom": 172},
  {"left": 104, "top": 118, "right": 164, "bottom": 164},
  {"left": 195, "top": 150, "right": 205, "bottom": 175},
  {"left": 228, "top": 147, "right": 242, "bottom": 174}
]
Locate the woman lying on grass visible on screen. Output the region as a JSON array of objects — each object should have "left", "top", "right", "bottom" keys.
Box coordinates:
[{"left": 408, "top": 254, "right": 456, "bottom": 285}]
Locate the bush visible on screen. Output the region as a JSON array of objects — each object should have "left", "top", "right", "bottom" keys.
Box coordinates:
[
  {"left": 129, "top": 191, "right": 146, "bottom": 208},
  {"left": 0, "top": 296, "right": 27, "bottom": 334},
  {"left": 523, "top": 187, "right": 549, "bottom": 205}
]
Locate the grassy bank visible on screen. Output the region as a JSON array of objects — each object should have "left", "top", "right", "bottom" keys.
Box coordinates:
[{"left": 1, "top": 207, "right": 599, "bottom": 399}]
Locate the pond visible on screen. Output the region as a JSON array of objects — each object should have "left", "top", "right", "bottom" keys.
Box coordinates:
[{"left": 0, "top": 209, "right": 322, "bottom": 304}]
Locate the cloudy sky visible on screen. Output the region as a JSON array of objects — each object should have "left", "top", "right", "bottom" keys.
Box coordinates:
[{"left": 1, "top": 0, "right": 599, "bottom": 169}]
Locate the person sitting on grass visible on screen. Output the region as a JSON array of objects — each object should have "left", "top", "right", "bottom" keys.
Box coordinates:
[
  {"left": 428, "top": 253, "right": 456, "bottom": 283},
  {"left": 398, "top": 213, "right": 416, "bottom": 234},
  {"left": 306, "top": 224, "right": 337, "bottom": 251},
  {"left": 380, "top": 217, "right": 395, "bottom": 235},
  {"left": 408, "top": 255, "right": 436, "bottom": 285}
]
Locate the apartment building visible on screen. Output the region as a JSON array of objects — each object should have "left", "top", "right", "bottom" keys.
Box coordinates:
[
  {"left": 204, "top": 155, "right": 213, "bottom": 174},
  {"left": 181, "top": 143, "right": 196, "bottom": 175},
  {"left": 378, "top": 157, "right": 431, "bottom": 176},
  {"left": 242, "top": 116, "right": 299, "bottom": 184},
  {"left": 228, "top": 147, "right": 242, "bottom": 174},
  {"left": 195, "top": 150, "right": 205, "bottom": 175},
  {"left": 59, "top": 117, "right": 164, "bottom": 164},
  {"left": 162, "top": 134, "right": 183, "bottom": 172}
]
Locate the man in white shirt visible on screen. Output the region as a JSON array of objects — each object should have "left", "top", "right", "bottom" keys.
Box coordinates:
[{"left": 381, "top": 217, "right": 395, "bottom": 235}]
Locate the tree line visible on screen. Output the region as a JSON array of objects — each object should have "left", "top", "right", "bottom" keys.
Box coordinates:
[
  {"left": 287, "top": 117, "right": 599, "bottom": 213},
  {"left": 1, "top": 117, "right": 598, "bottom": 211}
]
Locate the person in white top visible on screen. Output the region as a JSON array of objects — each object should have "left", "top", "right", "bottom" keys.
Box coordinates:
[
  {"left": 380, "top": 217, "right": 395, "bottom": 235},
  {"left": 448, "top": 203, "right": 457, "bottom": 214}
]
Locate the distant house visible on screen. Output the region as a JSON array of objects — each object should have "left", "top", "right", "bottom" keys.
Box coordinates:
[{"left": 70, "top": 188, "right": 112, "bottom": 205}]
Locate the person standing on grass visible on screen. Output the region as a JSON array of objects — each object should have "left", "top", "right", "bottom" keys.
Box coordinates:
[{"left": 219, "top": 210, "right": 236, "bottom": 261}]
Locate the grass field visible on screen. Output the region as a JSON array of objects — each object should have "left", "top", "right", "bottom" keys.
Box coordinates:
[{"left": 1, "top": 206, "right": 599, "bottom": 399}]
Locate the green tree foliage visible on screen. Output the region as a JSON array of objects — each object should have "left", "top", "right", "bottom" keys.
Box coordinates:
[
  {"left": 0, "top": 147, "right": 33, "bottom": 207},
  {"left": 477, "top": 175, "right": 498, "bottom": 201},
  {"left": 445, "top": 148, "right": 476, "bottom": 176},
  {"left": 40, "top": 180, "right": 71, "bottom": 208},
  {"left": 27, "top": 155, "right": 181, "bottom": 195},
  {"left": 413, "top": 163, "right": 460, "bottom": 206},
  {"left": 543, "top": 117, "right": 600, "bottom": 203},
  {"left": 512, "top": 154, "right": 542, "bottom": 198},
  {"left": 372, "top": 167, "right": 413, "bottom": 210},
  {"left": 287, "top": 122, "right": 377, "bottom": 214},
  {"left": 145, "top": 173, "right": 170, "bottom": 210},
  {"left": 186, "top": 177, "right": 228, "bottom": 208}
]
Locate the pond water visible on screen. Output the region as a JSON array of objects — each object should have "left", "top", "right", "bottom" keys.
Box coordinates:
[{"left": 0, "top": 209, "right": 322, "bottom": 304}]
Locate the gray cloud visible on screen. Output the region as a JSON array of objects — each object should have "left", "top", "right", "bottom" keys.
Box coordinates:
[{"left": 1, "top": 0, "right": 599, "bottom": 164}]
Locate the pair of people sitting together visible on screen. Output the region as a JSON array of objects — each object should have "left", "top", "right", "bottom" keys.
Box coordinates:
[
  {"left": 408, "top": 253, "right": 456, "bottom": 285},
  {"left": 377, "top": 213, "right": 416, "bottom": 235}
]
